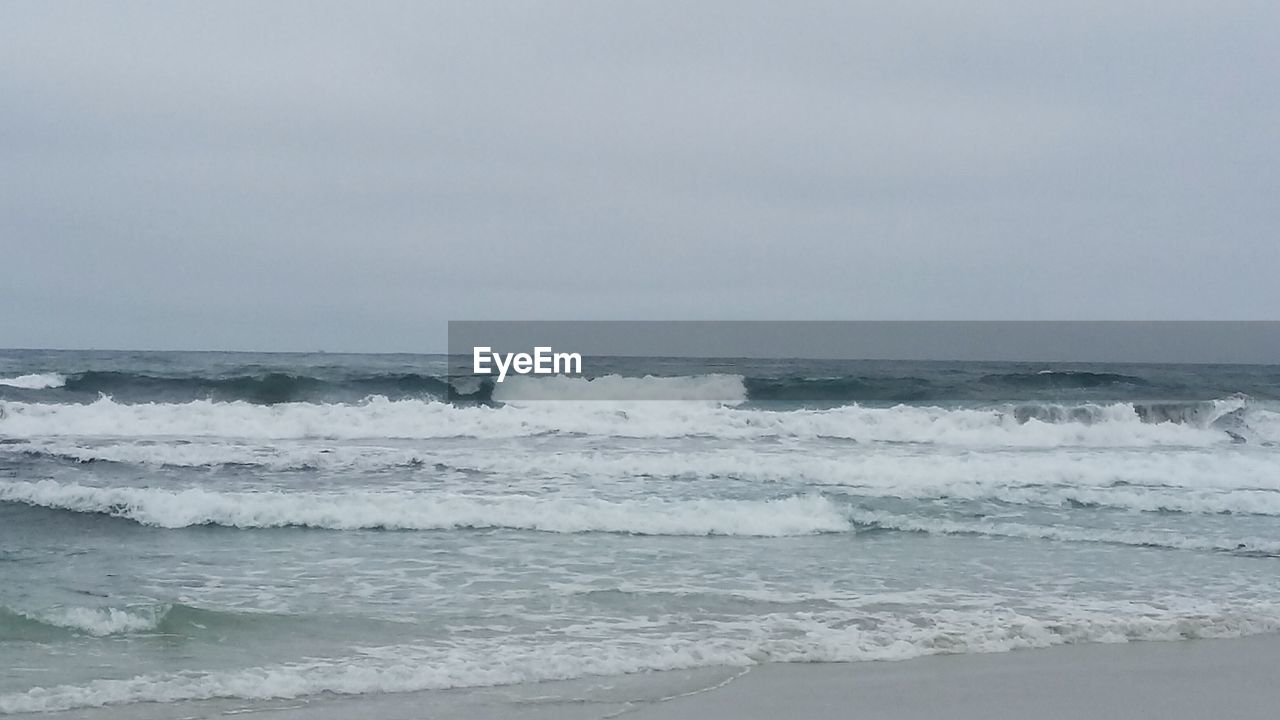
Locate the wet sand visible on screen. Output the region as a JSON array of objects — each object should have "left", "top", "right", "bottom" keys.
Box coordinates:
[{"left": 626, "top": 634, "right": 1280, "bottom": 720}]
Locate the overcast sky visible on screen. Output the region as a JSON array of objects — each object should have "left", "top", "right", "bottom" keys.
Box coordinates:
[{"left": 2, "top": 2, "right": 1277, "bottom": 352}]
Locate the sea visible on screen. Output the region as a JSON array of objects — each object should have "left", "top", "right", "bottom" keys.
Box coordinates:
[{"left": 2, "top": 349, "right": 1279, "bottom": 717}]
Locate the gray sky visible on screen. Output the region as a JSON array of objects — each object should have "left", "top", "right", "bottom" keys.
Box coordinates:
[{"left": 2, "top": 1, "right": 1277, "bottom": 352}]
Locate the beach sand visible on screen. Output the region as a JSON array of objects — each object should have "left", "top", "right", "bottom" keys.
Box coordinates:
[{"left": 623, "top": 634, "right": 1280, "bottom": 720}]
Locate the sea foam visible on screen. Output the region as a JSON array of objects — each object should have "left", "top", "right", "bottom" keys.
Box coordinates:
[
  {"left": 11, "top": 440, "right": 1280, "bottom": 515},
  {"left": 0, "top": 396, "right": 1260, "bottom": 446},
  {"left": 848, "top": 509, "right": 1280, "bottom": 555},
  {"left": 4, "top": 602, "right": 1280, "bottom": 714},
  {"left": 0, "top": 480, "right": 847, "bottom": 535},
  {"left": 0, "top": 372, "right": 65, "bottom": 389},
  {"left": 1, "top": 604, "right": 169, "bottom": 637}
]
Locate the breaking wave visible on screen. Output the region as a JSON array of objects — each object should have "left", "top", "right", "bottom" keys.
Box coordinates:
[
  {"left": 0, "top": 373, "right": 65, "bottom": 390},
  {"left": 0, "top": 603, "right": 314, "bottom": 643},
  {"left": 8, "top": 443, "right": 1280, "bottom": 515},
  {"left": 0, "top": 481, "right": 847, "bottom": 536},
  {"left": 4, "top": 603, "right": 1280, "bottom": 714},
  {"left": 7, "top": 479, "right": 1280, "bottom": 549},
  {"left": 0, "top": 604, "right": 169, "bottom": 638},
  {"left": 1, "top": 396, "right": 1270, "bottom": 445}
]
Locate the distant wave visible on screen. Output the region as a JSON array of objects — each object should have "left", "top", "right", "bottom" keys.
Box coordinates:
[
  {"left": 1, "top": 396, "right": 1269, "bottom": 446},
  {"left": 0, "top": 366, "right": 1256, "bottom": 405},
  {"left": 492, "top": 373, "right": 746, "bottom": 403},
  {"left": 0, "top": 481, "right": 847, "bottom": 535},
  {"left": 744, "top": 370, "right": 1150, "bottom": 402},
  {"left": 983, "top": 370, "right": 1150, "bottom": 389},
  {"left": 743, "top": 375, "right": 937, "bottom": 402},
  {"left": 54, "top": 370, "right": 467, "bottom": 404},
  {"left": 0, "top": 372, "right": 65, "bottom": 389},
  {"left": 0, "top": 370, "right": 745, "bottom": 405}
]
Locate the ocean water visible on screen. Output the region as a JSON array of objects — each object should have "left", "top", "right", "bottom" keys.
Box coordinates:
[{"left": 2, "top": 349, "right": 1280, "bottom": 716}]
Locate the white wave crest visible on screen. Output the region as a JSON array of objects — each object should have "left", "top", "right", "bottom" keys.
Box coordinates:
[
  {"left": 10, "top": 439, "right": 1280, "bottom": 516},
  {"left": 12, "top": 605, "right": 168, "bottom": 636},
  {"left": 0, "top": 396, "right": 1251, "bottom": 446},
  {"left": 0, "top": 480, "right": 847, "bottom": 536},
  {"left": 0, "top": 372, "right": 65, "bottom": 389}
]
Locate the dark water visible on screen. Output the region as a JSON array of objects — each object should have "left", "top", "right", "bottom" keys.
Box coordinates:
[{"left": 2, "top": 349, "right": 1278, "bottom": 405}]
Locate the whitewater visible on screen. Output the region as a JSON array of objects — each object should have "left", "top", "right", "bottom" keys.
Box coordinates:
[{"left": 2, "top": 350, "right": 1279, "bottom": 717}]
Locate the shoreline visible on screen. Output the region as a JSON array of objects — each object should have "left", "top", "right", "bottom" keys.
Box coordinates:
[
  {"left": 48, "top": 633, "right": 1279, "bottom": 719},
  {"left": 625, "top": 633, "right": 1280, "bottom": 720}
]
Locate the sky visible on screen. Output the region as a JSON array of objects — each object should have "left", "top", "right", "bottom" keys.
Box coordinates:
[{"left": 2, "top": 1, "right": 1277, "bottom": 352}]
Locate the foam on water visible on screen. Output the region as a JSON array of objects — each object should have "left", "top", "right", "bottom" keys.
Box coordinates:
[
  {"left": 1, "top": 605, "right": 169, "bottom": 637},
  {"left": 13, "top": 443, "right": 1280, "bottom": 518},
  {"left": 4, "top": 602, "right": 1280, "bottom": 714},
  {"left": 0, "top": 373, "right": 65, "bottom": 390},
  {"left": 0, "top": 480, "right": 847, "bottom": 535},
  {"left": 848, "top": 509, "right": 1280, "bottom": 555},
  {"left": 6, "top": 477, "right": 1279, "bottom": 548},
  {"left": 0, "top": 396, "right": 1257, "bottom": 446}
]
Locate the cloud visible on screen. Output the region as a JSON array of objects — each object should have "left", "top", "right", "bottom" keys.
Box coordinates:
[{"left": 1, "top": 1, "right": 1277, "bottom": 350}]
